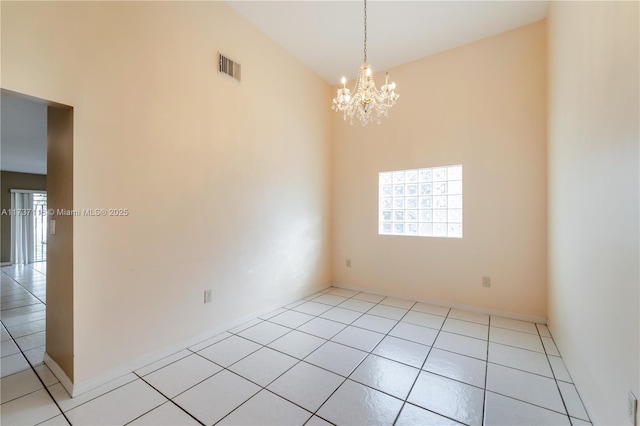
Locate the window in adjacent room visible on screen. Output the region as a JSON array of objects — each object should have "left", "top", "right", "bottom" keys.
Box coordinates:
[{"left": 379, "top": 165, "right": 462, "bottom": 238}]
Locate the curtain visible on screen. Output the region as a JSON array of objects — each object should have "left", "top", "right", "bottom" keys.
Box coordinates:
[{"left": 10, "top": 191, "right": 35, "bottom": 265}]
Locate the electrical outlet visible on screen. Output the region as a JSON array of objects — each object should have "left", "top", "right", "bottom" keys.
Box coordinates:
[
  {"left": 482, "top": 277, "right": 491, "bottom": 288},
  {"left": 346, "top": 259, "right": 352, "bottom": 268},
  {"left": 628, "top": 390, "right": 637, "bottom": 425},
  {"left": 204, "top": 289, "right": 212, "bottom": 304}
]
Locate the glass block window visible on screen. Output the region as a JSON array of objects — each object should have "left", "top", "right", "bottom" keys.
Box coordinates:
[{"left": 379, "top": 165, "right": 463, "bottom": 238}]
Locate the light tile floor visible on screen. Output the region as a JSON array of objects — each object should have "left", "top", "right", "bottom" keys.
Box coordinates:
[{"left": 0, "top": 263, "right": 592, "bottom": 425}]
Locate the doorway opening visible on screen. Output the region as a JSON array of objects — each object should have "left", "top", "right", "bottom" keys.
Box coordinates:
[{"left": 1, "top": 88, "right": 74, "bottom": 395}]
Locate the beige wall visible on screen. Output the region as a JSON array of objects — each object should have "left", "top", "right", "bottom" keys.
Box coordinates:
[
  {"left": 0, "top": 171, "right": 47, "bottom": 263},
  {"left": 2, "top": 1, "right": 332, "bottom": 386},
  {"left": 332, "top": 21, "right": 548, "bottom": 318},
  {"left": 547, "top": 2, "right": 639, "bottom": 424}
]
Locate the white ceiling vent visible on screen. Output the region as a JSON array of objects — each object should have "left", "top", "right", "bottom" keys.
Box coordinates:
[{"left": 218, "top": 53, "right": 241, "bottom": 82}]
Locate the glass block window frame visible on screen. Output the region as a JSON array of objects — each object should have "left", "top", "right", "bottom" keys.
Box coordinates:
[{"left": 379, "top": 165, "right": 463, "bottom": 238}]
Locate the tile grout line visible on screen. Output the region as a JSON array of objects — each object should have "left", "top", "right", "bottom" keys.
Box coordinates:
[
  {"left": 1, "top": 323, "right": 47, "bottom": 341},
  {"left": 483, "top": 390, "right": 583, "bottom": 419},
  {"left": 303, "top": 292, "right": 413, "bottom": 423},
  {"left": 0, "top": 297, "right": 73, "bottom": 426},
  {"left": 537, "top": 322, "right": 576, "bottom": 425},
  {"left": 49, "top": 374, "right": 139, "bottom": 418},
  {"left": 1, "top": 269, "right": 47, "bottom": 306},
  {"left": 189, "top": 290, "right": 495, "bottom": 425},
  {"left": 391, "top": 307, "right": 471, "bottom": 426},
  {"left": 484, "top": 319, "right": 581, "bottom": 421},
  {"left": 251, "top": 289, "right": 376, "bottom": 423},
  {"left": 210, "top": 370, "right": 310, "bottom": 426},
  {"left": 130, "top": 372, "right": 206, "bottom": 426},
  {"left": 358, "top": 302, "right": 439, "bottom": 426},
  {"left": 146, "top": 288, "right": 365, "bottom": 425},
  {"left": 540, "top": 324, "right": 592, "bottom": 424},
  {"left": 0, "top": 295, "right": 41, "bottom": 305},
  {"left": 143, "top": 355, "right": 279, "bottom": 424},
  {"left": 482, "top": 316, "right": 492, "bottom": 426},
  {"left": 272, "top": 300, "right": 472, "bottom": 355},
  {"left": 208, "top": 289, "right": 371, "bottom": 426}
]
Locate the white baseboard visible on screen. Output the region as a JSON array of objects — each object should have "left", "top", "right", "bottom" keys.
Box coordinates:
[
  {"left": 65, "top": 284, "right": 330, "bottom": 397},
  {"left": 1, "top": 262, "right": 13, "bottom": 266},
  {"left": 44, "top": 353, "right": 74, "bottom": 396},
  {"left": 331, "top": 282, "right": 548, "bottom": 324}
]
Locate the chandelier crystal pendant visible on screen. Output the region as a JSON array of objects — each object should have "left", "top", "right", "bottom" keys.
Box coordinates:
[{"left": 331, "top": 0, "right": 399, "bottom": 126}]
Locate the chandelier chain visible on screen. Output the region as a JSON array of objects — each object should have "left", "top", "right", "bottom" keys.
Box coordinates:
[{"left": 363, "top": 0, "right": 367, "bottom": 63}]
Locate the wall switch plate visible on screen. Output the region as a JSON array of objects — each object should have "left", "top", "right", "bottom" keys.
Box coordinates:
[
  {"left": 482, "top": 276, "right": 491, "bottom": 288},
  {"left": 204, "top": 289, "right": 212, "bottom": 304},
  {"left": 346, "top": 259, "right": 352, "bottom": 268},
  {"left": 628, "top": 390, "right": 637, "bottom": 425},
  {"left": 50, "top": 219, "right": 56, "bottom": 235}
]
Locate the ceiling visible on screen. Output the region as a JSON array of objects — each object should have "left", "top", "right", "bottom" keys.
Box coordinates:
[
  {"left": 1, "top": 94, "right": 48, "bottom": 175},
  {"left": 228, "top": 1, "right": 549, "bottom": 84},
  {"left": 0, "top": 2, "right": 548, "bottom": 175}
]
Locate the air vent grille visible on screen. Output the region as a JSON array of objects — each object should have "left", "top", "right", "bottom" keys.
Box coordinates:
[{"left": 218, "top": 53, "right": 241, "bottom": 81}]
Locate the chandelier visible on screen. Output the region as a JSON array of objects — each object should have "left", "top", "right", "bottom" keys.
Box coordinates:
[{"left": 331, "top": 0, "right": 399, "bottom": 126}]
